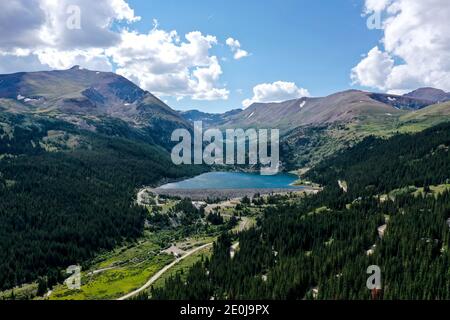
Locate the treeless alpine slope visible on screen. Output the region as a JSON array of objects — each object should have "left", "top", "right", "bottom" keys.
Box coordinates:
[{"left": 220, "top": 90, "right": 404, "bottom": 133}]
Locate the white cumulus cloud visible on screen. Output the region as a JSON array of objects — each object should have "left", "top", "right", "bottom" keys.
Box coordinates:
[
  {"left": 226, "top": 37, "right": 249, "bottom": 60},
  {"left": 0, "top": 0, "right": 139, "bottom": 51},
  {"left": 0, "top": 0, "right": 233, "bottom": 101},
  {"left": 108, "top": 29, "right": 229, "bottom": 100},
  {"left": 364, "top": 0, "right": 392, "bottom": 13},
  {"left": 352, "top": 0, "right": 450, "bottom": 93},
  {"left": 351, "top": 46, "right": 394, "bottom": 90},
  {"left": 242, "top": 81, "right": 310, "bottom": 108}
]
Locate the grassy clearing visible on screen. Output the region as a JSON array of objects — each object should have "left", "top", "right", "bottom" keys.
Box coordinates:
[
  {"left": 377, "top": 184, "right": 450, "bottom": 203},
  {"left": 232, "top": 216, "right": 257, "bottom": 233},
  {"left": 413, "top": 184, "right": 450, "bottom": 197},
  {"left": 150, "top": 246, "right": 213, "bottom": 293},
  {"left": 49, "top": 254, "right": 173, "bottom": 300},
  {"left": 47, "top": 230, "right": 173, "bottom": 300},
  {"left": 308, "top": 206, "right": 331, "bottom": 216},
  {"left": 0, "top": 282, "right": 38, "bottom": 300},
  {"left": 94, "top": 234, "right": 162, "bottom": 269},
  {"left": 46, "top": 232, "right": 217, "bottom": 300}
]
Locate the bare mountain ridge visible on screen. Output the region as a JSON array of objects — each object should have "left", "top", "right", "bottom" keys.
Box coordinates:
[
  {"left": 3, "top": 66, "right": 447, "bottom": 135},
  {"left": 179, "top": 88, "right": 450, "bottom": 133},
  {"left": 0, "top": 66, "right": 188, "bottom": 129},
  {"left": 179, "top": 109, "right": 242, "bottom": 128},
  {"left": 2, "top": 66, "right": 450, "bottom": 159},
  {"left": 177, "top": 88, "right": 450, "bottom": 168},
  {"left": 220, "top": 90, "right": 404, "bottom": 132},
  {"left": 404, "top": 87, "right": 450, "bottom": 103}
]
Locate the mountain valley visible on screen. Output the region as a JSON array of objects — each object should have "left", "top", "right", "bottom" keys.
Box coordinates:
[{"left": 1, "top": 67, "right": 450, "bottom": 300}]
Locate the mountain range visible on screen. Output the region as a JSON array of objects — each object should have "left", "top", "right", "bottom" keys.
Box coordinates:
[
  {"left": 0, "top": 66, "right": 190, "bottom": 149},
  {"left": 181, "top": 87, "right": 450, "bottom": 131},
  {"left": 179, "top": 86, "right": 450, "bottom": 168},
  {"left": 2, "top": 66, "right": 450, "bottom": 168}
]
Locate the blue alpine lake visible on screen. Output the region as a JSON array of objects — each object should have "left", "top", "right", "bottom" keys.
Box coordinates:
[{"left": 159, "top": 172, "right": 303, "bottom": 190}]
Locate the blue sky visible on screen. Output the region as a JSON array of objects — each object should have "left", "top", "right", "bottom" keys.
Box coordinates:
[
  {"left": 3, "top": 1, "right": 448, "bottom": 113},
  {"left": 125, "top": 0, "right": 383, "bottom": 112}
]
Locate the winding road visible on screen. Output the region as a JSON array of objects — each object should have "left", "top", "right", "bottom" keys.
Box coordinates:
[
  {"left": 118, "top": 192, "right": 254, "bottom": 300},
  {"left": 117, "top": 243, "right": 213, "bottom": 300}
]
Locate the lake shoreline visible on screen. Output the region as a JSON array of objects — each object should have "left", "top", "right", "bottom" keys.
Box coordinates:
[
  {"left": 147, "top": 187, "right": 318, "bottom": 201},
  {"left": 144, "top": 171, "right": 320, "bottom": 200},
  {"left": 158, "top": 171, "right": 302, "bottom": 190}
]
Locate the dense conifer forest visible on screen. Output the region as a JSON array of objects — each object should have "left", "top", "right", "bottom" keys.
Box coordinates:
[
  {"left": 150, "top": 122, "right": 450, "bottom": 299},
  {"left": 0, "top": 114, "right": 204, "bottom": 290}
]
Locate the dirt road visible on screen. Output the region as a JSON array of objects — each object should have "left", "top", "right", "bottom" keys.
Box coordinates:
[{"left": 117, "top": 243, "right": 212, "bottom": 300}]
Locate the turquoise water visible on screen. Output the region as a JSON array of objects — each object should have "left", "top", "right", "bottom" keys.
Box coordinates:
[{"left": 159, "top": 172, "right": 303, "bottom": 190}]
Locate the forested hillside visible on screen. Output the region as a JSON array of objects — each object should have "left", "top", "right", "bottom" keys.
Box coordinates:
[
  {"left": 306, "top": 122, "right": 450, "bottom": 196},
  {"left": 150, "top": 122, "right": 450, "bottom": 300},
  {"left": 0, "top": 113, "right": 204, "bottom": 290}
]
